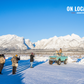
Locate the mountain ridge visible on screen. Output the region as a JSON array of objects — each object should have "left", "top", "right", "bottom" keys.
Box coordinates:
[
  {"left": 0, "top": 34, "right": 84, "bottom": 50},
  {"left": 35, "top": 34, "right": 84, "bottom": 49}
]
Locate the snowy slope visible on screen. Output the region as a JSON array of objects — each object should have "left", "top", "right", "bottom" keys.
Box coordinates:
[
  {"left": 25, "top": 39, "right": 34, "bottom": 49},
  {"left": 0, "top": 34, "right": 34, "bottom": 50},
  {"left": 35, "top": 34, "right": 84, "bottom": 49}
]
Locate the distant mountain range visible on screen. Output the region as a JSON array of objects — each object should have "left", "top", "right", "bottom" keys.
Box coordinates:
[
  {"left": 0, "top": 34, "right": 84, "bottom": 50},
  {"left": 0, "top": 34, "right": 34, "bottom": 50},
  {"left": 35, "top": 34, "right": 84, "bottom": 50}
]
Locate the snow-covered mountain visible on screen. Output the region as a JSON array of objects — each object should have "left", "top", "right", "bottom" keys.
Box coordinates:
[
  {"left": 25, "top": 39, "right": 34, "bottom": 49},
  {"left": 0, "top": 34, "right": 84, "bottom": 50},
  {"left": 0, "top": 34, "right": 34, "bottom": 50},
  {"left": 35, "top": 34, "right": 84, "bottom": 49}
]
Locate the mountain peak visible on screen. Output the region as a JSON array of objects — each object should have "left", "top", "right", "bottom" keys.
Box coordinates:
[{"left": 71, "top": 33, "right": 81, "bottom": 39}]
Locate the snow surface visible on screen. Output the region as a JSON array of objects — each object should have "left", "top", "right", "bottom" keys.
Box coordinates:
[
  {"left": 0, "top": 56, "right": 84, "bottom": 84},
  {"left": 22, "top": 62, "right": 84, "bottom": 84}
]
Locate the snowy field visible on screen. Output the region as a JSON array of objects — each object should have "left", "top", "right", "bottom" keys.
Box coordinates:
[{"left": 0, "top": 56, "right": 84, "bottom": 84}]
